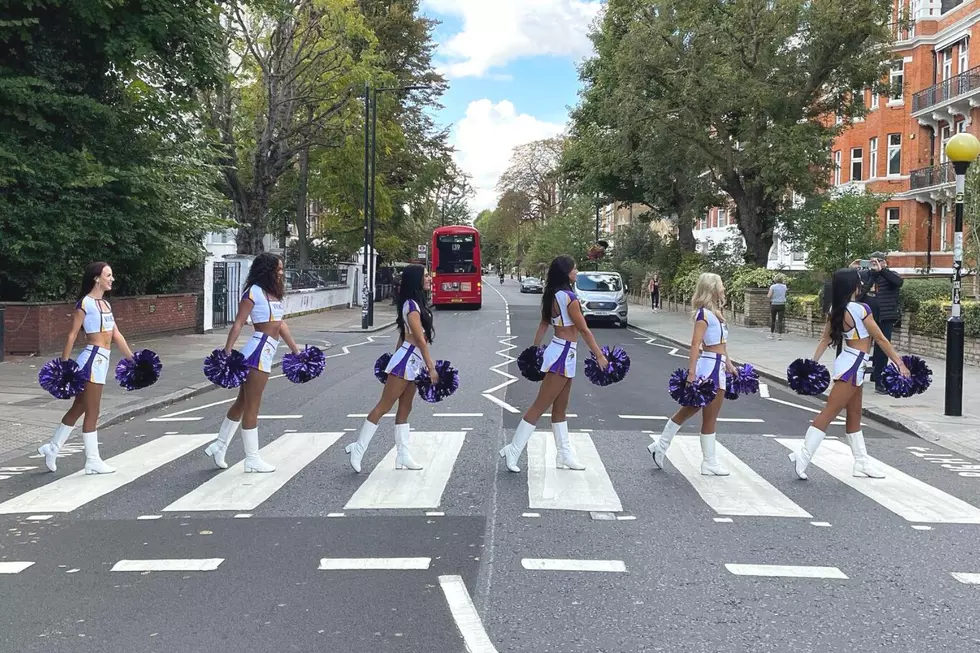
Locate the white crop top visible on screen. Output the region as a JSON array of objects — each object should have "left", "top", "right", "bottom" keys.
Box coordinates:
[
  {"left": 401, "top": 299, "right": 420, "bottom": 334},
  {"left": 695, "top": 307, "right": 728, "bottom": 346},
  {"left": 843, "top": 302, "right": 872, "bottom": 341},
  {"left": 550, "top": 290, "right": 577, "bottom": 327},
  {"left": 76, "top": 296, "right": 115, "bottom": 334},
  {"left": 242, "top": 285, "right": 284, "bottom": 323}
]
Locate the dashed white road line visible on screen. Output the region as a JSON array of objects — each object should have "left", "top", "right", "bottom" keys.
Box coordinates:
[
  {"left": 725, "top": 564, "right": 848, "bottom": 579},
  {"left": 521, "top": 558, "right": 627, "bottom": 573},
  {"left": 951, "top": 572, "right": 980, "bottom": 584},
  {"left": 111, "top": 559, "right": 224, "bottom": 572},
  {"left": 318, "top": 557, "right": 431, "bottom": 570},
  {"left": 439, "top": 575, "right": 499, "bottom": 653},
  {"left": 0, "top": 561, "right": 35, "bottom": 574}
]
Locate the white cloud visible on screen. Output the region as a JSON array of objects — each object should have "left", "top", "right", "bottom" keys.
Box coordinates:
[
  {"left": 424, "top": 0, "right": 601, "bottom": 78},
  {"left": 452, "top": 99, "right": 565, "bottom": 212}
]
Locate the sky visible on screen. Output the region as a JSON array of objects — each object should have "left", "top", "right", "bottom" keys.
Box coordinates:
[{"left": 420, "top": 0, "right": 604, "bottom": 213}]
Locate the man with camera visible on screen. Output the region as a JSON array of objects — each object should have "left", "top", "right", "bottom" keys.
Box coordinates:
[{"left": 860, "top": 252, "right": 903, "bottom": 394}]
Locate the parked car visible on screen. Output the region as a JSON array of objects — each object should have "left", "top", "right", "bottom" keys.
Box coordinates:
[
  {"left": 575, "top": 271, "right": 628, "bottom": 328},
  {"left": 520, "top": 276, "right": 543, "bottom": 293}
]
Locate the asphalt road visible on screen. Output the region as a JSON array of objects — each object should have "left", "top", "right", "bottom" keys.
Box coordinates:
[{"left": 2, "top": 277, "right": 979, "bottom": 652}]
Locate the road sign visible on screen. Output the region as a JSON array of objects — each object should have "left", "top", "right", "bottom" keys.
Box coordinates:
[{"left": 418, "top": 245, "right": 427, "bottom": 258}]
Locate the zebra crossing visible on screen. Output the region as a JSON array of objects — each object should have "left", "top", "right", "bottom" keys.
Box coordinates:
[{"left": 0, "top": 428, "right": 979, "bottom": 526}]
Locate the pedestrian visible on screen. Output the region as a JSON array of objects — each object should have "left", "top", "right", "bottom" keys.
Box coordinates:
[
  {"left": 865, "top": 252, "right": 903, "bottom": 394},
  {"left": 767, "top": 273, "right": 788, "bottom": 340},
  {"left": 647, "top": 273, "right": 735, "bottom": 475},
  {"left": 346, "top": 265, "right": 437, "bottom": 473},
  {"left": 204, "top": 253, "right": 301, "bottom": 473},
  {"left": 499, "top": 256, "right": 609, "bottom": 473},
  {"left": 37, "top": 262, "right": 135, "bottom": 475},
  {"left": 788, "top": 268, "right": 909, "bottom": 480},
  {"left": 649, "top": 273, "right": 661, "bottom": 311}
]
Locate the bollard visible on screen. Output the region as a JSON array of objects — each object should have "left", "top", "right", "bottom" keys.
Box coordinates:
[{"left": 0, "top": 305, "right": 5, "bottom": 363}]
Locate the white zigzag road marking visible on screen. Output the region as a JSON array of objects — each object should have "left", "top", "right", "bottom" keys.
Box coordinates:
[
  {"left": 628, "top": 329, "right": 687, "bottom": 359},
  {"left": 483, "top": 284, "right": 521, "bottom": 413},
  {"left": 324, "top": 334, "right": 389, "bottom": 359}
]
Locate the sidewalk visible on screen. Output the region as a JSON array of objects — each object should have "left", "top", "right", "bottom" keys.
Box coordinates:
[
  {"left": 0, "top": 306, "right": 395, "bottom": 463},
  {"left": 627, "top": 300, "right": 980, "bottom": 461}
]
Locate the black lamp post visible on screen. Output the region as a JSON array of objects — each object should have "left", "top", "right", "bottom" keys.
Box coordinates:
[{"left": 943, "top": 131, "right": 980, "bottom": 416}]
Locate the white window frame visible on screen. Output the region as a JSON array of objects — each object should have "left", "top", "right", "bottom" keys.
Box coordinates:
[
  {"left": 717, "top": 208, "right": 727, "bottom": 227},
  {"left": 834, "top": 150, "right": 842, "bottom": 185},
  {"left": 887, "top": 134, "right": 902, "bottom": 177},
  {"left": 943, "top": 49, "right": 953, "bottom": 81},
  {"left": 869, "top": 137, "right": 878, "bottom": 178},
  {"left": 851, "top": 147, "right": 863, "bottom": 181},
  {"left": 940, "top": 203, "right": 950, "bottom": 252},
  {"left": 870, "top": 91, "right": 879, "bottom": 110},
  {"left": 960, "top": 39, "right": 969, "bottom": 74},
  {"left": 940, "top": 124, "right": 952, "bottom": 164},
  {"left": 889, "top": 61, "right": 905, "bottom": 101},
  {"left": 886, "top": 207, "right": 900, "bottom": 246}
]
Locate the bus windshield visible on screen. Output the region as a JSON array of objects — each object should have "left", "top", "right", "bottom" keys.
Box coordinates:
[{"left": 436, "top": 233, "right": 477, "bottom": 274}]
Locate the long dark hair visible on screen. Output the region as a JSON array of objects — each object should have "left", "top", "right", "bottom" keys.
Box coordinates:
[
  {"left": 397, "top": 265, "right": 434, "bottom": 343},
  {"left": 244, "top": 253, "right": 285, "bottom": 300},
  {"left": 828, "top": 268, "right": 862, "bottom": 350},
  {"left": 541, "top": 256, "right": 576, "bottom": 324},
  {"left": 78, "top": 262, "right": 109, "bottom": 300}
]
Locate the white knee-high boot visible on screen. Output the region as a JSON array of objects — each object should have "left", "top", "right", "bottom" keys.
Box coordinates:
[
  {"left": 648, "top": 419, "right": 681, "bottom": 469},
  {"left": 499, "top": 419, "right": 535, "bottom": 473},
  {"left": 38, "top": 423, "right": 73, "bottom": 473},
  {"left": 699, "top": 433, "right": 730, "bottom": 476},
  {"left": 553, "top": 421, "right": 585, "bottom": 470},
  {"left": 847, "top": 430, "right": 885, "bottom": 478},
  {"left": 394, "top": 423, "right": 422, "bottom": 470},
  {"left": 241, "top": 427, "right": 275, "bottom": 473},
  {"left": 789, "top": 425, "right": 826, "bottom": 480},
  {"left": 203, "top": 417, "right": 240, "bottom": 469},
  {"left": 82, "top": 431, "right": 115, "bottom": 475},
  {"left": 346, "top": 420, "right": 378, "bottom": 473}
]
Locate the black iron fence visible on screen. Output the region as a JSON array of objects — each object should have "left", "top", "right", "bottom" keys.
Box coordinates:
[
  {"left": 912, "top": 65, "right": 980, "bottom": 113},
  {"left": 909, "top": 161, "right": 955, "bottom": 190}
]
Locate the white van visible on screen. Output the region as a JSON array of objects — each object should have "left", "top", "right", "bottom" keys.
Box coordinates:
[{"left": 575, "top": 271, "right": 628, "bottom": 328}]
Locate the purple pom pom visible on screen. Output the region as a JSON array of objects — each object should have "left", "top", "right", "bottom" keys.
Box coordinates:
[
  {"left": 517, "top": 346, "right": 546, "bottom": 382},
  {"left": 38, "top": 358, "right": 87, "bottom": 399},
  {"left": 668, "top": 368, "right": 718, "bottom": 407},
  {"left": 882, "top": 355, "right": 931, "bottom": 398},
  {"left": 282, "top": 346, "right": 326, "bottom": 384},
  {"left": 375, "top": 353, "right": 392, "bottom": 383},
  {"left": 415, "top": 360, "right": 459, "bottom": 403},
  {"left": 584, "top": 346, "right": 631, "bottom": 387},
  {"left": 786, "top": 358, "right": 830, "bottom": 396},
  {"left": 725, "top": 363, "right": 760, "bottom": 400},
  {"left": 203, "top": 349, "right": 249, "bottom": 389},
  {"left": 115, "top": 349, "right": 162, "bottom": 391}
]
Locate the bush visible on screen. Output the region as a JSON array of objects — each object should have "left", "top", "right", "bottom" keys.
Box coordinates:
[
  {"left": 788, "top": 294, "right": 819, "bottom": 318},
  {"left": 785, "top": 271, "right": 825, "bottom": 294},
  {"left": 727, "top": 267, "right": 777, "bottom": 312},
  {"left": 909, "top": 299, "right": 980, "bottom": 338},
  {"left": 900, "top": 278, "right": 952, "bottom": 313}
]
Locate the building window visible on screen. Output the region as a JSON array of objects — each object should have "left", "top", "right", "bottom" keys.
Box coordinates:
[
  {"left": 940, "top": 124, "right": 952, "bottom": 163},
  {"left": 887, "top": 134, "right": 902, "bottom": 176},
  {"left": 940, "top": 203, "right": 950, "bottom": 251},
  {"left": 890, "top": 61, "right": 904, "bottom": 100},
  {"left": 957, "top": 119, "right": 967, "bottom": 133},
  {"left": 870, "top": 91, "right": 879, "bottom": 110},
  {"left": 960, "top": 39, "right": 969, "bottom": 73},
  {"left": 851, "top": 148, "right": 863, "bottom": 181},
  {"left": 717, "top": 209, "right": 727, "bottom": 227},
  {"left": 792, "top": 247, "right": 806, "bottom": 262},
  {"left": 869, "top": 137, "right": 878, "bottom": 178},
  {"left": 833, "top": 150, "right": 842, "bottom": 185},
  {"left": 942, "top": 49, "right": 953, "bottom": 81},
  {"left": 886, "top": 207, "right": 900, "bottom": 246}
]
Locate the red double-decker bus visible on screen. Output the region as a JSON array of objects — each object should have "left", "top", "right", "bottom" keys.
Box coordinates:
[{"left": 430, "top": 225, "right": 482, "bottom": 308}]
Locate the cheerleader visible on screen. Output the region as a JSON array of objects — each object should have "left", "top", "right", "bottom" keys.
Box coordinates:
[
  {"left": 499, "top": 256, "right": 608, "bottom": 473},
  {"left": 648, "top": 272, "right": 734, "bottom": 476},
  {"left": 203, "top": 253, "right": 301, "bottom": 473},
  {"left": 346, "top": 265, "right": 437, "bottom": 473},
  {"left": 37, "top": 262, "right": 134, "bottom": 475},
  {"left": 789, "top": 268, "right": 909, "bottom": 480}
]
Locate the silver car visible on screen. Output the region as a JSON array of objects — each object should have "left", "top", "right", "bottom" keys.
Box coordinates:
[
  {"left": 575, "top": 271, "right": 628, "bottom": 328},
  {"left": 520, "top": 276, "right": 543, "bottom": 293}
]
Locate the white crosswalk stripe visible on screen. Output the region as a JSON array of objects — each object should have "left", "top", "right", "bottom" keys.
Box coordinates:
[{"left": 526, "top": 431, "right": 622, "bottom": 512}]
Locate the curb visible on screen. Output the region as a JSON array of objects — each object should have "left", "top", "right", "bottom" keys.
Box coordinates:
[
  {"left": 628, "top": 323, "right": 926, "bottom": 440},
  {"left": 95, "top": 359, "right": 285, "bottom": 430}
]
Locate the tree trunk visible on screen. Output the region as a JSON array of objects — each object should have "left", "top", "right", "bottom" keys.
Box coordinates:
[
  {"left": 238, "top": 200, "right": 267, "bottom": 255},
  {"left": 676, "top": 214, "right": 696, "bottom": 252},
  {"left": 296, "top": 147, "right": 310, "bottom": 270},
  {"left": 733, "top": 192, "right": 775, "bottom": 267}
]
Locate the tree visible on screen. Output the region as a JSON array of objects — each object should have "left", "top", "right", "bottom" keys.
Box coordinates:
[
  {"left": 497, "top": 138, "right": 568, "bottom": 223},
  {"left": 206, "top": 0, "right": 376, "bottom": 254},
  {"left": 0, "top": 0, "right": 227, "bottom": 301},
  {"left": 580, "top": 0, "right": 895, "bottom": 265},
  {"left": 784, "top": 191, "right": 896, "bottom": 276},
  {"left": 524, "top": 198, "right": 597, "bottom": 274}
]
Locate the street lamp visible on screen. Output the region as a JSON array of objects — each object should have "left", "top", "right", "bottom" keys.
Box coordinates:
[
  {"left": 362, "top": 83, "right": 433, "bottom": 329},
  {"left": 942, "top": 131, "right": 980, "bottom": 416}
]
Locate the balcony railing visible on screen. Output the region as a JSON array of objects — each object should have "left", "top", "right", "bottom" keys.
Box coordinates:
[
  {"left": 909, "top": 161, "right": 955, "bottom": 190},
  {"left": 912, "top": 65, "right": 980, "bottom": 113}
]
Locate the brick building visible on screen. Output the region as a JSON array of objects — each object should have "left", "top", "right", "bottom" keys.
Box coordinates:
[
  {"left": 600, "top": 202, "right": 674, "bottom": 247},
  {"left": 830, "top": 0, "right": 980, "bottom": 274}
]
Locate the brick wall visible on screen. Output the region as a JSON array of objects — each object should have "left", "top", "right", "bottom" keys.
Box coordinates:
[{"left": 1, "top": 293, "right": 200, "bottom": 356}]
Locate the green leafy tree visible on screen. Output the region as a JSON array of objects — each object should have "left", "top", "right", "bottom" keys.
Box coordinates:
[
  {"left": 784, "top": 191, "right": 896, "bottom": 276},
  {"left": 577, "top": 0, "right": 895, "bottom": 265},
  {"left": 0, "top": 0, "right": 227, "bottom": 300},
  {"left": 524, "top": 198, "right": 597, "bottom": 274}
]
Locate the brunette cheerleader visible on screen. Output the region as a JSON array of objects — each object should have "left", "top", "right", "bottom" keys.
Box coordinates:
[
  {"left": 38, "top": 262, "right": 134, "bottom": 475},
  {"left": 789, "top": 268, "right": 909, "bottom": 480},
  {"left": 499, "top": 256, "right": 608, "bottom": 473},
  {"left": 203, "top": 253, "right": 302, "bottom": 473},
  {"left": 346, "top": 265, "right": 438, "bottom": 472},
  {"left": 648, "top": 272, "right": 735, "bottom": 476}
]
